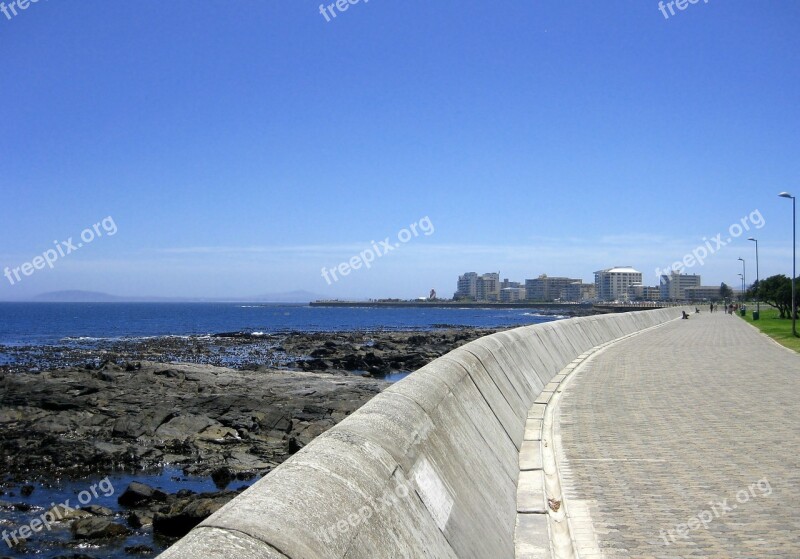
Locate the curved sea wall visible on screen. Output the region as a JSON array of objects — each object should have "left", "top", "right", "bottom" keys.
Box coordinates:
[{"left": 160, "top": 309, "right": 682, "bottom": 559}]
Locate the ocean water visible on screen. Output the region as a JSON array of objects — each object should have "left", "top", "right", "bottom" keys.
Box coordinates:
[
  {"left": 0, "top": 468, "right": 256, "bottom": 559},
  {"left": 0, "top": 303, "right": 564, "bottom": 347}
]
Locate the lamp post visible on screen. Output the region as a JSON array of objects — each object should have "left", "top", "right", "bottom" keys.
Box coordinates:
[
  {"left": 738, "top": 257, "right": 746, "bottom": 301},
  {"left": 748, "top": 237, "right": 759, "bottom": 319},
  {"left": 738, "top": 273, "right": 744, "bottom": 299},
  {"left": 779, "top": 192, "right": 797, "bottom": 337}
]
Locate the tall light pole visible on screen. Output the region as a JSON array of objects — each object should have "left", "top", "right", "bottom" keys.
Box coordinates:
[
  {"left": 738, "top": 273, "right": 744, "bottom": 300},
  {"left": 748, "top": 238, "right": 760, "bottom": 319},
  {"left": 738, "top": 257, "right": 746, "bottom": 301},
  {"left": 779, "top": 192, "right": 797, "bottom": 336}
]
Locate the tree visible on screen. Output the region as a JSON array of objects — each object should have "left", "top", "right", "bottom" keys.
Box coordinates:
[
  {"left": 719, "top": 282, "right": 733, "bottom": 301},
  {"left": 746, "top": 279, "right": 759, "bottom": 300},
  {"left": 753, "top": 274, "right": 792, "bottom": 318}
]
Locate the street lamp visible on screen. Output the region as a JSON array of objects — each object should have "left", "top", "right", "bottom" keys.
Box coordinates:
[
  {"left": 738, "top": 257, "right": 746, "bottom": 301},
  {"left": 738, "top": 273, "right": 744, "bottom": 298},
  {"left": 748, "top": 237, "right": 759, "bottom": 319},
  {"left": 779, "top": 192, "right": 797, "bottom": 337}
]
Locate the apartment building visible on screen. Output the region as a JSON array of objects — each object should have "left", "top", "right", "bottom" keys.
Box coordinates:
[
  {"left": 525, "top": 274, "right": 583, "bottom": 302},
  {"left": 455, "top": 272, "right": 500, "bottom": 301},
  {"left": 594, "top": 267, "right": 643, "bottom": 301},
  {"left": 659, "top": 272, "right": 701, "bottom": 301},
  {"left": 500, "top": 287, "right": 527, "bottom": 303}
]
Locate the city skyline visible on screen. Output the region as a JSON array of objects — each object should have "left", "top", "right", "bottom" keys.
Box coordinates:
[{"left": 452, "top": 267, "right": 731, "bottom": 303}]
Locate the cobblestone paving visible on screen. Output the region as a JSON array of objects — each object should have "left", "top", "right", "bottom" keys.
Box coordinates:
[{"left": 557, "top": 312, "right": 800, "bottom": 558}]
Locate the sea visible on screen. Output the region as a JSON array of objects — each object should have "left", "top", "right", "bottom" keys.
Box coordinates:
[{"left": 0, "top": 302, "right": 564, "bottom": 347}]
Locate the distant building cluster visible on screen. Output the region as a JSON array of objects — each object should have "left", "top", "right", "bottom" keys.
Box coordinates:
[
  {"left": 456, "top": 272, "right": 501, "bottom": 302},
  {"left": 455, "top": 272, "right": 594, "bottom": 302},
  {"left": 453, "top": 267, "right": 726, "bottom": 303}
]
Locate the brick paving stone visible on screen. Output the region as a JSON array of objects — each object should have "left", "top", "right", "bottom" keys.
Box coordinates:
[{"left": 557, "top": 312, "right": 800, "bottom": 557}]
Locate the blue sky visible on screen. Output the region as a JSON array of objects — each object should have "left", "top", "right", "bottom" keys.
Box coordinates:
[{"left": 1, "top": 0, "right": 798, "bottom": 300}]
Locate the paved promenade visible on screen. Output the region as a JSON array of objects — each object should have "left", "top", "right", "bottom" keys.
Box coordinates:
[{"left": 556, "top": 312, "right": 800, "bottom": 557}]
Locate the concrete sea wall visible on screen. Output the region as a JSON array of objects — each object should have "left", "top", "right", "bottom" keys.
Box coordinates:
[{"left": 160, "top": 309, "right": 682, "bottom": 559}]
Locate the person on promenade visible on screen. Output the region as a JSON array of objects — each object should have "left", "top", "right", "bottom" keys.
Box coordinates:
[{"left": 710, "top": 302, "right": 714, "bottom": 313}]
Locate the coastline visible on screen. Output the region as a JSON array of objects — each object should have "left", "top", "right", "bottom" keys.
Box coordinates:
[{"left": 309, "top": 300, "right": 594, "bottom": 309}]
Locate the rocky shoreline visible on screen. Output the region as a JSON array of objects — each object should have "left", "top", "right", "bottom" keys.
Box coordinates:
[
  {"left": 0, "top": 327, "right": 502, "bottom": 557},
  {"left": 0, "top": 327, "right": 503, "bottom": 375}
]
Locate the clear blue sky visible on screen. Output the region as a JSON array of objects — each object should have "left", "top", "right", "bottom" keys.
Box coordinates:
[{"left": 1, "top": 0, "right": 798, "bottom": 300}]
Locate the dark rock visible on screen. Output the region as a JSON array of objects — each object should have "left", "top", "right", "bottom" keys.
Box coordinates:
[
  {"left": 20, "top": 485, "right": 34, "bottom": 497},
  {"left": 340, "top": 354, "right": 366, "bottom": 370},
  {"left": 39, "top": 397, "right": 79, "bottom": 411},
  {"left": 81, "top": 504, "right": 114, "bottom": 516},
  {"left": 288, "top": 436, "right": 303, "bottom": 453},
  {"left": 48, "top": 504, "right": 92, "bottom": 520},
  {"left": 117, "top": 482, "right": 167, "bottom": 507},
  {"left": 125, "top": 545, "right": 155, "bottom": 555},
  {"left": 71, "top": 517, "right": 130, "bottom": 539},
  {"left": 127, "top": 510, "right": 154, "bottom": 528},
  {"left": 155, "top": 414, "right": 218, "bottom": 440},
  {"left": 299, "top": 358, "right": 330, "bottom": 371},
  {"left": 153, "top": 368, "right": 184, "bottom": 378},
  {"left": 363, "top": 352, "right": 385, "bottom": 366},
  {"left": 112, "top": 410, "right": 173, "bottom": 438},
  {"left": 95, "top": 371, "right": 116, "bottom": 382},
  {"left": 153, "top": 493, "right": 236, "bottom": 538},
  {"left": 210, "top": 467, "right": 233, "bottom": 489}
]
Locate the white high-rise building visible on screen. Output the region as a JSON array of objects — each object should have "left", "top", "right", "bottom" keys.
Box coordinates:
[
  {"left": 455, "top": 272, "right": 478, "bottom": 300},
  {"left": 594, "top": 267, "right": 643, "bottom": 301},
  {"left": 455, "top": 272, "right": 500, "bottom": 301}
]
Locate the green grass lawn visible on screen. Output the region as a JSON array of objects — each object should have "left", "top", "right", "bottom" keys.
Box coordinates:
[{"left": 739, "top": 306, "right": 800, "bottom": 352}]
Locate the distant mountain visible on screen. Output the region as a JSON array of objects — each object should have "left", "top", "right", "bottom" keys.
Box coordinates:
[
  {"left": 31, "top": 291, "right": 167, "bottom": 303},
  {"left": 24, "top": 290, "right": 326, "bottom": 303}
]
